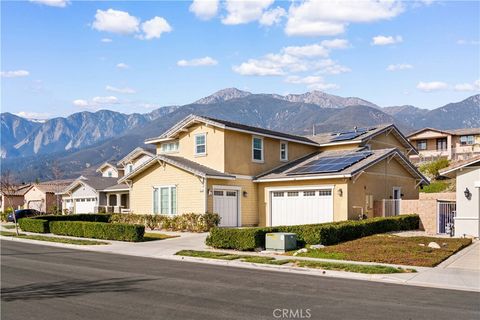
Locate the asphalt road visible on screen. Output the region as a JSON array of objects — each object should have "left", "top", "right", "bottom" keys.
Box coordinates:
[{"left": 1, "top": 240, "right": 479, "bottom": 320}]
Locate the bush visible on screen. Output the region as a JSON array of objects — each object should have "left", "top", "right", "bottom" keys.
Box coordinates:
[
  {"left": 420, "top": 181, "right": 450, "bottom": 193},
  {"left": 206, "top": 215, "right": 420, "bottom": 251},
  {"left": 419, "top": 158, "right": 450, "bottom": 179},
  {"left": 49, "top": 221, "right": 144, "bottom": 242},
  {"left": 0, "top": 212, "right": 8, "bottom": 223},
  {"left": 109, "top": 212, "right": 220, "bottom": 232},
  {"left": 18, "top": 218, "right": 50, "bottom": 233},
  {"left": 32, "top": 214, "right": 111, "bottom": 223}
]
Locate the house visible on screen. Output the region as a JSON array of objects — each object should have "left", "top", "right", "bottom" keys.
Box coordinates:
[
  {"left": 0, "top": 184, "right": 32, "bottom": 212},
  {"left": 407, "top": 127, "right": 480, "bottom": 163},
  {"left": 58, "top": 176, "right": 129, "bottom": 214},
  {"left": 96, "top": 147, "right": 155, "bottom": 178},
  {"left": 439, "top": 156, "right": 480, "bottom": 238},
  {"left": 24, "top": 180, "right": 73, "bottom": 213},
  {"left": 119, "top": 114, "right": 427, "bottom": 227}
]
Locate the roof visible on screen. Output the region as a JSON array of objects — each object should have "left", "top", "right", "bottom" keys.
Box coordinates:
[
  {"left": 96, "top": 162, "right": 119, "bottom": 173},
  {"left": 407, "top": 127, "right": 480, "bottom": 138},
  {"left": 118, "top": 154, "right": 235, "bottom": 183},
  {"left": 59, "top": 176, "right": 128, "bottom": 194},
  {"left": 117, "top": 147, "right": 155, "bottom": 166},
  {"left": 1, "top": 184, "right": 32, "bottom": 196},
  {"left": 439, "top": 156, "right": 480, "bottom": 176},
  {"left": 144, "top": 114, "right": 319, "bottom": 146},
  {"left": 254, "top": 148, "right": 427, "bottom": 183},
  {"left": 32, "top": 180, "right": 74, "bottom": 193}
]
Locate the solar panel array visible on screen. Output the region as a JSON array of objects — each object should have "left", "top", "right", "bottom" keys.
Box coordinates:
[
  {"left": 286, "top": 151, "right": 373, "bottom": 175},
  {"left": 330, "top": 127, "right": 374, "bottom": 142}
]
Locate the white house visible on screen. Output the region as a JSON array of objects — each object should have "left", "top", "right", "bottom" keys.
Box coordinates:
[{"left": 440, "top": 156, "right": 480, "bottom": 238}]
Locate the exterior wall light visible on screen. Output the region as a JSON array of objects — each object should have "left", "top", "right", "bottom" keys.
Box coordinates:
[
  {"left": 464, "top": 187, "right": 472, "bottom": 200},
  {"left": 337, "top": 188, "right": 343, "bottom": 197},
  {"left": 208, "top": 189, "right": 212, "bottom": 196},
  {"left": 243, "top": 191, "right": 248, "bottom": 197}
]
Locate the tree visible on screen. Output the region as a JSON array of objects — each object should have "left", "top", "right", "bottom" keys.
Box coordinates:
[{"left": 1, "top": 171, "right": 20, "bottom": 235}]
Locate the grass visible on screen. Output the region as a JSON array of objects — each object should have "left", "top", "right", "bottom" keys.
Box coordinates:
[
  {"left": 175, "top": 250, "right": 412, "bottom": 273},
  {"left": 142, "top": 232, "right": 179, "bottom": 242},
  {"left": 291, "top": 235, "right": 472, "bottom": 267},
  {"left": 0, "top": 231, "right": 108, "bottom": 245},
  {"left": 2, "top": 225, "right": 16, "bottom": 229}
]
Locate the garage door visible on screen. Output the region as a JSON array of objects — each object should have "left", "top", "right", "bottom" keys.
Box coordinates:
[
  {"left": 28, "top": 200, "right": 43, "bottom": 211},
  {"left": 213, "top": 189, "right": 239, "bottom": 227},
  {"left": 270, "top": 189, "right": 333, "bottom": 226},
  {"left": 74, "top": 198, "right": 96, "bottom": 214}
]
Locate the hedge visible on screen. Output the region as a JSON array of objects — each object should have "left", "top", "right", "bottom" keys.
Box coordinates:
[
  {"left": 49, "top": 221, "right": 145, "bottom": 242},
  {"left": 18, "top": 218, "right": 50, "bottom": 233},
  {"left": 31, "top": 214, "right": 111, "bottom": 223},
  {"left": 206, "top": 215, "right": 420, "bottom": 251}
]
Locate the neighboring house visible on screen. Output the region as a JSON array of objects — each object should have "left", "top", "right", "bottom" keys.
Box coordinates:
[
  {"left": 0, "top": 184, "right": 31, "bottom": 212},
  {"left": 97, "top": 162, "right": 124, "bottom": 178},
  {"left": 407, "top": 127, "right": 480, "bottom": 163},
  {"left": 58, "top": 176, "right": 129, "bottom": 214},
  {"left": 24, "top": 180, "right": 73, "bottom": 213},
  {"left": 116, "top": 147, "right": 155, "bottom": 176},
  {"left": 119, "top": 114, "right": 426, "bottom": 227},
  {"left": 440, "top": 156, "right": 480, "bottom": 238}
]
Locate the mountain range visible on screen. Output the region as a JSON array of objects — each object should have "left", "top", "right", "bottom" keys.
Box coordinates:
[{"left": 1, "top": 88, "right": 479, "bottom": 182}]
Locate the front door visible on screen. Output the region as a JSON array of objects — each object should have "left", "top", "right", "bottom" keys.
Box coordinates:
[{"left": 213, "top": 189, "right": 239, "bottom": 227}]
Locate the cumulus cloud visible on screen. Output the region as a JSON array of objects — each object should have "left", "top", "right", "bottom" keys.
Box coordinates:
[
  {"left": 72, "top": 99, "right": 89, "bottom": 107},
  {"left": 106, "top": 85, "right": 136, "bottom": 94},
  {"left": 189, "top": 0, "right": 219, "bottom": 20},
  {"left": 285, "top": 0, "right": 404, "bottom": 36},
  {"left": 14, "top": 111, "right": 51, "bottom": 119},
  {"left": 101, "top": 38, "right": 113, "bottom": 43},
  {"left": 73, "top": 96, "right": 120, "bottom": 109},
  {"left": 286, "top": 76, "right": 339, "bottom": 90},
  {"left": 29, "top": 0, "right": 69, "bottom": 7},
  {"left": 372, "top": 35, "right": 403, "bottom": 45},
  {"left": 177, "top": 56, "right": 218, "bottom": 67},
  {"left": 283, "top": 43, "right": 329, "bottom": 58},
  {"left": 386, "top": 63, "right": 413, "bottom": 71},
  {"left": 222, "top": 0, "right": 274, "bottom": 25},
  {"left": 92, "top": 9, "right": 140, "bottom": 35},
  {"left": 416, "top": 81, "right": 448, "bottom": 92},
  {"left": 1, "top": 70, "right": 30, "bottom": 78},
  {"left": 140, "top": 16, "right": 172, "bottom": 40},
  {"left": 321, "top": 38, "right": 350, "bottom": 49},
  {"left": 259, "top": 7, "right": 287, "bottom": 26},
  {"left": 454, "top": 80, "right": 480, "bottom": 92},
  {"left": 116, "top": 63, "right": 130, "bottom": 69}
]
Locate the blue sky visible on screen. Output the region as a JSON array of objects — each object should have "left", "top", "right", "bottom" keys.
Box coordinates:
[{"left": 1, "top": 0, "right": 479, "bottom": 118}]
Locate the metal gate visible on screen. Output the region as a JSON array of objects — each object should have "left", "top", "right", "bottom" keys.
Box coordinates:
[{"left": 437, "top": 201, "right": 456, "bottom": 234}]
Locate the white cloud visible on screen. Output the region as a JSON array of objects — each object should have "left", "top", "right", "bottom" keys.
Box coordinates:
[
  {"left": 189, "top": 0, "right": 219, "bottom": 20},
  {"left": 73, "top": 96, "right": 119, "bottom": 109},
  {"left": 92, "top": 9, "right": 140, "bottom": 35},
  {"left": 320, "top": 38, "right": 350, "bottom": 49},
  {"left": 1, "top": 70, "right": 30, "bottom": 78},
  {"left": 92, "top": 96, "right": 119, "bottom": 104},
  {"left": 101, "top": 38, "right": 113, "bottom": 43},
  {"left": 177, "top": 56, "right": 218, "bottom": 67},
  {"left": 454, "top": 80, "right": 480, "bottom": 92},
  {"left": 285, "top": 0, "right": 404, "bottom": 36},
  {"left": 140, "top": 16, "right": 172, "bottom": 40},
  {"left": 286, "top": 75, "right": 338, "bottom": 90},
  {"left": 106, "top": 85, "right": 136, "bottom": 94},
  {"left": 313, "top": 59, "right": 351, "bottom": 75},
  {"left": 386, "top": 63, "right": 413, "bottom": 71},
  {"left": 72, "top": 99, "right": 89, "bottom": 107},
  {"left": 233, "top": 60, "right": 285, "bottom": 76},
  {"left": 283, "top": 44, "right": 329, "bottom": 58},
  {"left": 416, "top": 81, "right": 448, "bottom": 92},
  {"left": 14, "top": 111, "right": 51, "bottom": 119},
  {"left": 222, "top": 0, "right": 274, "bottom": 25},
  {"left": 372, "top": 35, "right": 403, "bottom": 45},
  {"left": 116, "top": 63, "right": 130, "bottom": 69},
  {"left": 259, "top": 7, "right": 286, "bottom": 26},
  {"left": 29, "top": 0, "right": 69, "bottom": 8}
]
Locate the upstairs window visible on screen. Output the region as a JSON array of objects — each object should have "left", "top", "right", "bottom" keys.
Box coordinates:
[
  {"left": 460, "top": 135, "right": 474, "bottom": 145},
  {"left": 417, "top": 140, "right": 427, "bottom": 150},
  {"left": 127, "top": 164, "right": 133, "bottom": 174},
  {"left": 108, "top": 171, "right": 113, "bottom": 177},
  {"left": 252, "top": 136, "right": 264, "bottom": 162},
  {"left": 195, "top": 133, "right": 206, "bottom": 155},
  {"left": 280, "top": 141, "right": 288, "bottom": 161},
  {"left": 436, "top": 138, "right": 447, "bottom": 151},
  {"left": 160, "top": 141, "right": 179, "bottom": 153}
]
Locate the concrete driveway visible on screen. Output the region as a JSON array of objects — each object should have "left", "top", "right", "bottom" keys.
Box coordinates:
[{"left": 439, "top": 240, "right": 480, "bottom": 271}]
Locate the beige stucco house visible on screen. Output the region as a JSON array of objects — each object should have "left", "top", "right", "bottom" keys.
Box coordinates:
[
  {"left": 119, "top": 114, "right": 427, "bottom": 227},
  {"left": 0, "top": 184, "right": 31, "bottom": 212},
  {"left": 24, "top": 180, "right": 72, "bottom": 213}
]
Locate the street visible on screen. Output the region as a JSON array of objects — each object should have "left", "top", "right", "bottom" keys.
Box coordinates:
[{"left": 1, "top": 240, "right": 479, "bottom": 320}]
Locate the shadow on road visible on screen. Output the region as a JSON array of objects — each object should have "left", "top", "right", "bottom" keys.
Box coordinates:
[{"left": 1, "top": 277, "right": 154, "bottom": 302}]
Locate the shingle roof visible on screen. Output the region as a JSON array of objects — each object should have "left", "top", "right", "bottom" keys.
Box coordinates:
[
  {"left": 439, "top": 155, "right": 480, "bottom": 176},
  {"left": 117, "top": 147, "right": 156, "bottom": 166},
  {"left": 407, "top": 127, "right": 480, "bottom": 138},
  {"left": 1, "top": 184, "right": 32, "bottom": 196},
  {"left": 34, "top": 180, "right": 74, "bottom": 193},
  {"left": 60, "top": 176, "right": 127, "bottom": 194}
]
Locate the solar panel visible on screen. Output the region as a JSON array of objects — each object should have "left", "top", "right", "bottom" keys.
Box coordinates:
[
  {"left": 330, "top": 127, "right": 374, "bottom": 142},
  {"left": 287, "top": 152, "right": 372, "bottom": 175}
]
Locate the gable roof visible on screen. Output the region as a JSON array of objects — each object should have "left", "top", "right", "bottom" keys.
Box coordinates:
[
  {"left": 439, "top": 155, "right": 480, "bottom": 176},
  {"left": 32, "top": 180, "right": 74, "bottom": 193},
  {"left": 254, "top": 148, "right": 427, "bottom": 183},
  {"left": 117, "top": 147, "right": 155, "bottom": 166},
  {"left": 59, "top": 176, "right": 128, "bottom": 194},
  {"left": 96, "top": 162, "right": 119, "bottom": 173},
  {"left": 144, "top": 114, "right": 319, "bottom": 146},
  {"left": 1, "top": 184, "right": 32, "bottom": 196},
  {"left": 407, "top": 127, "right": 480, "bottom": 138},
  {"left": 118, "top": 154, "right": 235, "bottom": 183}
]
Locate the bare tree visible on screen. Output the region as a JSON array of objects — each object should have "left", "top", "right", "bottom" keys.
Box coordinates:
[
  {"left": 51, "top": 160, "right": 62, "bottom": 181},
  {"left": 0, "top": 171, "right": 20, "bottom": 235}
]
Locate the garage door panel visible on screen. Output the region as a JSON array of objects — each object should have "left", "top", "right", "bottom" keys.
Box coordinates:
[{"left": 214, "top": 189, "right": 239, "bottom": 227}]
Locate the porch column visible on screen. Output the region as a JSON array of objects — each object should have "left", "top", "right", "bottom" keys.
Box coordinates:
[
  {"left": 106, "top": 194, "right": 110, "bottom": 207},
  {"left": 447, "top": 135, "right": 452, "bottom": 160},
  {"left": 116, "top": 193, "right": 121, "bottom": 212}
]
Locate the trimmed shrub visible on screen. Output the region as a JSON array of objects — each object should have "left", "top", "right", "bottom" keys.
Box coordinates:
[
  {"left": 49, "top": 221, "right": 144, "bottom": 242},
  {"left": 206, "top": 215, "right": 420, "bottom": 251},
  {"left": 18, "top": 218, "right": 50, "bottom": 233},
  {"left": 31, "top": 213, "right": 111, "bottom": 223},
  {"left": 0, "top": 212, "right": 8, "bottom": 223},
  {"left": 110, "top": 212, "right": 220, "bottom": 232}
]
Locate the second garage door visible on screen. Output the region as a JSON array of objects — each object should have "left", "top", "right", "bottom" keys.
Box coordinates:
[{"left": 270, "top": 188, "right": 333, "bottom": 226}]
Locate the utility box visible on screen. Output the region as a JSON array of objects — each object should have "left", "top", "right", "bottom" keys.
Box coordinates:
[{"left": 265, "top": 233, "right": 297, "bottom": 252}]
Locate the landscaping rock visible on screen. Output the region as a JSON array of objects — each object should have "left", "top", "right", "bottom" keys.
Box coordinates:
[
  {"left": 428, "top": 242, "right": 441, "bottom": 249},
  {"left": 419, "top": 243, "right": 425, "bottom": 247},
  {"left": 310, "top": 244, "right": 325, "bottom": 249},
  {"left": 293, "top": 248, "right": 308, "bottom": 256}
]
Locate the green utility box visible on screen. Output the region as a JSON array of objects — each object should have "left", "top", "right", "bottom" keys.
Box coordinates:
[{"left": 265, "top": 232, "right": 297, "bottom": 252}]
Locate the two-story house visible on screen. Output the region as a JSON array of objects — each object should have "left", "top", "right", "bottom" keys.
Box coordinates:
[
  {"left": 119, "top": 114, "right": 426, "bottom": 227},
  {"left": 407, "top": 127, "right": 480, "bottom": 163}
]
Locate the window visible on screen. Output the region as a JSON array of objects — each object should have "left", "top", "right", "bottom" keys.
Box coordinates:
[
  {"left": 127, "top": 164, "right": 133, "bottom": 174},
  {"left": 213, "top": 190, "right": 223, "bottom": 196},
  {"left": 417, "top": 140, "right": 427, "bottom": 150},
  {"left": 273, "top": 192, "right": 284, "bottom": 197},
  {"left": 108, "top": 171, "right": 113, "bottom": 177},
  {"left": 460, "top": 135, "right": 474, "bottom": 145},
  {"left": 195, "top": 133, "right": 206, "bottom": 155},
  {"left": 252, "top": 136, "right": 264, "bottom": 162},
  {"left": 226, "top": 191, "right": 237, "bottom": 197},
  {"left": 303, "top": 191, "right": 315, "bottom": 196},
  {"left": 319, "top": 190, "right": 332, "bottom": 196},
  {"left": 153, "top": 186, "right": 177, "bottom": 215},
  {"left": 160, "top": 141, "right": 179, "bottom": 153},
  {"left": 287, "top": 191, "right": 299, "bottom": 197},
  {"left": 436, "top": 138, "right": 447, "bottom": 151},
  {"left": 280, "top": 142, "right": 288, "bottom": 161}
]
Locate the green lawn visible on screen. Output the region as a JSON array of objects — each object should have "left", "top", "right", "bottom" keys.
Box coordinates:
[
  {"left": 175, "top": 250, "right": 414, "bottom": 273},
  {"left": 0, "top": 231, "right": 108, "bottom": 245},
  {"left": 290, "top": 235, "right": 472, "bottom": 267},
  {"left": 142, "top": 232, "right": 179, "bottom": 242}
]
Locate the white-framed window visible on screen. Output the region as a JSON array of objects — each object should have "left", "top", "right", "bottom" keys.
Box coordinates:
[
  {"left": 195, "top": 133, "right": 206, "bottom": 156},
  {"left": 160, "top": 141, "right": 179, "bottom": 153},
  {"left": 127, "top": 164, "right": 134, "bottom": 174},
  {"left": 108, "top": 171, "right": 113, "bottom": 177},
  {"left": 252, "top": 136, "right": 264, "bottom": 162},
  {"left": 280, "top": 141, "right": 288, "bottom": 161},
  {"left": 153, "top": 186, "right": 177, "bottom": 215},
  {"left": 460, "top": 135, "right": 474, "bottom": 145}
]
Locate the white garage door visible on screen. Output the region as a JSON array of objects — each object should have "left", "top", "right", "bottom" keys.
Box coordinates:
[
  {"left": 270, "top": 189, "right": 333, "bottom": 226},
  {"left": 74, "top": 198, "right": 96, "bottom": 214},
  {"left": 213, "top": 189, "right": 239, "bottom": 227}
]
